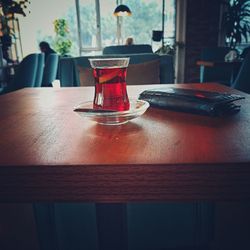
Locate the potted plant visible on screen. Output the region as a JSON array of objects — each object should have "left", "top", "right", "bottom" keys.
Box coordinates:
[
  {"left": 53, "top": 19, "right": 72, "bottom": 56},
  {"left": 222, "top": 0, "right": 250, "bottom": 49},
  {"left": 155, "top": 43, "right": 176, "bottom": 56},
  {"left": 0, "top": 0, "right": 29, "bottom": 16}
]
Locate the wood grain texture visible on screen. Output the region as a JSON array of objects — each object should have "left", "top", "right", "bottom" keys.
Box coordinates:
[{"left": 0, "top": 83, "right": 249, "bottom": 202}]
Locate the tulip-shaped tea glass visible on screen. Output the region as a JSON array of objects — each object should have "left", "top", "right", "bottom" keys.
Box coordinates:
[{"left": 89, "top": 57, "right": 130, "bottom": 111}]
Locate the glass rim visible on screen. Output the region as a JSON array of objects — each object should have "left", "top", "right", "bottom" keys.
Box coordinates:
[
  {"left": 88, "top": 57, "right": 130, "bottom": 62},
  {"left": 88, "top": 57, "right": 130, "bottom": 69}
]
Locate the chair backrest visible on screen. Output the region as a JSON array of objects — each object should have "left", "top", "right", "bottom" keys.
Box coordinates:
[
  {"left": 103, "top": 44, "right": 153, "bottom": 55},
  {"left": 232, "top": 51, "right": 250, "bottom": 94},
  {"left": 199, "top": 47, "right": 232, "bottom": 85},
  {"left": 12, "top": 53, "right": 39, "bottom": 89},
  {"left": 58, "top": 53, "right": 174, "bottom": 87},
  {"left": 201, "top": 47, "right": 231, "bottom": 61},
  {"left": 240, "top": 46, "right": 250, "bottom": 59},
  {"left": 41, "top": 53, "right": 59, "bottom": 87},
  {"left": 34, "top": 53, "right": 45, "bottom": 87},
  {"left": 57, "top": 56, "right": 76, "bottom": 87}
]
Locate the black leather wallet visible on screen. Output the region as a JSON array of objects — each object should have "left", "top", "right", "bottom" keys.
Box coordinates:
[{"left": 138, "top": 87, "right": 245, "bottom": 116}]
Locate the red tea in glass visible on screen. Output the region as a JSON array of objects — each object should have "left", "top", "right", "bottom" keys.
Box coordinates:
[{"left": 89, "top": 58, "right": 130, "bottom": 111}]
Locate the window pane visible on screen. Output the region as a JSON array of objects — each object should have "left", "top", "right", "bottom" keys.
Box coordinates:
[
  {"left": 119, "top": 0, "right": 175, "bottom": 46},
  {"left": 18, "top": 0, "right": 176, "bottom": 57},
  {"left": 164, "top": 0, "right": 176, "bottom": 45},
  {"left": 78, "top": 0, "right": 98, "bottom": 49},
  {"left": 123, "top": 0, "right": 162, "bottom": 45},
  {"left": 18, "top": 0, "right": 77, "bottom": 57},
  {"left": 100, "top": 0, "right": 117, "bottom": 47}
]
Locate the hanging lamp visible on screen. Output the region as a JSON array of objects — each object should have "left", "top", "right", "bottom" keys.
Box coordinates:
[{"left": 113, "top": 4, "right": 132, "bottom": 16}]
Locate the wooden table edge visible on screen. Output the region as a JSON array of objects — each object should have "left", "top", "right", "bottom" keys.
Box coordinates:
[{"left": 1, "top": 162, "right": 250, "bottom": 202}]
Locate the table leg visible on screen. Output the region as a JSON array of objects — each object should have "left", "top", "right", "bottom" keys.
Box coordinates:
[
  {"left": 230, "top": 63, "right": 242, "bottom": 86},
  {"left": 200, "top": 65, "right": 205, "bottom": 83},
  {"left": 95, "top": 203, "right": 128, "bottom": 250}
]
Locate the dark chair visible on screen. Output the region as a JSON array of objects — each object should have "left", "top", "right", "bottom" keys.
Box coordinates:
[
  {"left": 103, "top": 44, "right": 153, "bottom": 55},
  {"left": 33, "top": 203, "right": 99, "bottom": 250},
  {"left": 232, "top": 51, "right": 250, "bottom": 94},
  {"left": 199, "top": 47, "right": 232, "bottom": 85},
  {"left": 33, "top": 202, "right": 213, "bottom": 250},
  {"left": 200, "top": 47, "right": 231, "bottom": 61},
  {"left": 14, "top": 53, "right": 39, "bottom": 88},
  {"left": 34, "top": 53, "right": 45, "bottom": 87},
  {"left": 127, "top": 203, "right": 213, "bottom": 249},
  {"left": 58, "top": 53, "right": 174, "bottom": 87},
  {"left": 41, "top": 53, "right": 59, "bottom": 87},
  {"left": 1, "top": 53, "right": 39, "bottom": 94},
  {"left": 240, "top": 46, "right": 250, "bottom": 59},
  {"left": 57, "top": 56, "right": 77, "bottom": 87}
]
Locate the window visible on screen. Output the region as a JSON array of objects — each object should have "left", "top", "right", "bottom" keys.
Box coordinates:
[
  {"left": 123, "top": 0, "right": 162, "bottom": 44},
  {"left": 18, "top": 0, "right": 175, "bottom": 58},
  {"left": 122, "top": 0, "right": 175, "bottom": 50}
]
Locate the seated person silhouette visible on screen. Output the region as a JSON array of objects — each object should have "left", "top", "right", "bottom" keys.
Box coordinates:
[
  {"left": 39, "top": 41, "right": 56, "bottom": 61},
  {"left": 125, "top": 37, "right": 134, "bottom": 46}
]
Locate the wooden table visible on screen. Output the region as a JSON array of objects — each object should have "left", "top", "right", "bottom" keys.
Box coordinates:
[{"left": 0, "top": 83, "right": 250, "bottom": 202}]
